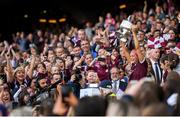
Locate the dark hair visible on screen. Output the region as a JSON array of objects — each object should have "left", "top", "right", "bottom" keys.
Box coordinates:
[
  {"left": 168, "top": 53, "right": 179, "bottom": 69},
  {"left": 75, "top": 96, "right": 107, "bottom": 116},
  {"left": 61, "top": 85, "right": 73, "bottom": 104},
  {"left": 3, "top": 88, "right": 14, "bottom": 102},
  {"left": 156, "top": 21, "right": 163, "bottom": 25},
  {"left": 136, "top": 20, "right": 142, "bottom": 24},
  {"left": 35, "top": 75, "right": 46, "bottom": 90},
  {"left": 30, "top": 44, "right": 39, "bottom": 55},
  {"left": 167, "top": 71, "right": 180, "bottom": 80},
  {"left": 119, "top": 65, "right": 125, "bottom": 72},
  {"left": 74, "top": 45, "right": 81, "bottom": 48},
  {"left": 80, "top": 40, "right": 89, "bottom": 46},
  {"left": 169, "top": 28, "right": 177, "bottom": 34},
  {"left": 142, "top": 103, "right": 169, "bottom": 116},
  {"left": 135, "top": 82, "right": 164, "bottom": 108},
  {"left": 18, "top": 88, "right": 30, "bottom": 106},
  {"left": 160, "top": 54, "right": 168, "bottom": 64},
  {"left": 154, "top": 29, "right": 160, "bottom": 33},
  {"left": 51, "top": 73, "right": 62, "bottom": 85},
  {"left": 48, "top": 47, "right": 55, "bottom": 52},
  {"left": 160, "top": 53, "right": 179, "bottom": 70},
  {"left": 61, "top": 85, "right": 72, "bottom": 96},
  {"left": 35, "top": 62, "right": 46, "bottom": 70},
  {"left": 149, "top": 13, "right": 155, "bottom": 17},
  {"left": 0, "top": 74, "right": 7, "bottom": 84},
  {"left": 111, "top": 47, "right": 118, "bottom": 52},
  {"left": 164, "top": 78, "right": 180, "bottom": 99},
  {"left": 0, "top": 62, "right": 7, "bottom": 75},
  {"left": 138, "top": 30, "right": 145, "bottom": 34},
  {"left": 40, "top": 98, "right": 55, "bottom": 116},
  {"left": 42, "top": 59, "right": 50, "bottom": 63},
  {"left": 44, "top": 47, "right": 55, "bottom": 56},
  {"left": 53, "top": 57, "right": 65, "bottom": 65},
  {"left": 32, "top": 105, "right": 41, "bottom": 116},
  {"left": 167, "top": 39, "right": 176, "bottom": 44}
]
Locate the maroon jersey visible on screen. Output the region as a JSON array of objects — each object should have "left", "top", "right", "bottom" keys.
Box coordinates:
[{"left": 129, "top": 60, "right": 148, "bottom": 81}]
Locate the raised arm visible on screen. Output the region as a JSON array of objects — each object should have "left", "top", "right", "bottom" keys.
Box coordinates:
[
  {"left": 102, "top": 28, "right": 110, "bottom": 47},
  {"left": 0, "top": 87, "right": 5, "bottom": 104},
  {"left": 72, "top": 55, "right": 85, "bottom": 70},
  {"left": 27, "top": 55, "right": 36, "bottom": 79},
  {"left": 10, "top": 45, "right": 16, "bottom": 59},
  {"left": 13, "top": 86, "right": 23, "bottom": 102},
  {"left": 120, "top": 42, "right": 131, "bottom": 63},
  {"left": 42, "top": 43, "right": 49, "bottom": 56},
  {"left": 89, "top": 57, "right": 98, "bottom": 67},
  {"left": 68, "top": 27, "right": 75, "bottom": 37},
  {"left": 143, "top": 0, "right": 147, "bottom": 13},
  {"left": 132, "top": 25, "right": 145, "bottom": 62},
  {"left": 5, "top": 54, "right": 14, "bottom": 83},
  {"left": 0, "top": 46, "right": 7, "bottom": 57}
]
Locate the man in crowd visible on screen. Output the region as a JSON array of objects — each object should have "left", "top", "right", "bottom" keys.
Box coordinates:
[
  {"left": 149, "top": 48, "right": 162, "bottom": 84},
  {"left": 110, "top": 67, "right": 128, "bottom": 93}
]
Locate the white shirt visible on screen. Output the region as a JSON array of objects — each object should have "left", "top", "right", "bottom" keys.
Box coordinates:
[{"left": 167, "top": 93, "right": 178, "bottom": 106}]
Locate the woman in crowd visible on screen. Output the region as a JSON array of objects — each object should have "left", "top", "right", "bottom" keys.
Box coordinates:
[
  {"left": 0, "top": 86, "right": 18, "bottom": 112},
  {"left": 160, "top": 53, "right": 179, "bottom": 84},
  {"left": 122, "top": 25, "right": 148, "bottom": 81}
]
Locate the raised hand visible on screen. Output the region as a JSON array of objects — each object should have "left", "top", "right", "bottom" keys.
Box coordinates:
[
  {"left": 0, "top": 86, "right": 4, "bottom": 104},
  {"left": 3, "top": 41, "right": 9, "bottom": 48},
  {"left": 5, "top": 54, "right": 11, "bottom": 60},
  {"left": 144, "top": 0, "right": 147, "bottom": 6},
  {"left": 131, "top": 25, "right": 138, "bottom": 33}
]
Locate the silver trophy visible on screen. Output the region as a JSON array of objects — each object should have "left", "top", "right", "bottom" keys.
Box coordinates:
[{"left": 115, "top": 16, "right": 132, "bottom": 43}]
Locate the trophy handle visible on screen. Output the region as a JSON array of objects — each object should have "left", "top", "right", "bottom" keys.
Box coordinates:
[{"left": 127, "top": 15, "right": 132, "bottom": 21}]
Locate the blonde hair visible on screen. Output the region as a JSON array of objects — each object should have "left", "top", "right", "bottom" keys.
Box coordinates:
[{"left": 13, "top": 66, "right": 25, "bottom": 77}]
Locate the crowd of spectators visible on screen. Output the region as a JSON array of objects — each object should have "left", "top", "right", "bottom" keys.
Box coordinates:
[{"left": 0, "top": 0, "right": 180, "bottom": 116}]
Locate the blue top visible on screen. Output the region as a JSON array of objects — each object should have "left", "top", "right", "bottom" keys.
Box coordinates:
[{"left": 80, "top": 50, "right": 97, "bottom": 59}]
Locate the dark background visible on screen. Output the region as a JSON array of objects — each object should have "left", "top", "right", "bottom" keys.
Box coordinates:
[{"left": 0, "top": 0, "right": 179, "bottom": 40}]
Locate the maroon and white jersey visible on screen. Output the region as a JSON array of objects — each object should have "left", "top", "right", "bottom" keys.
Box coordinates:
[{"left": 147, "top": 36, "right": 167, "bottom": 49}]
